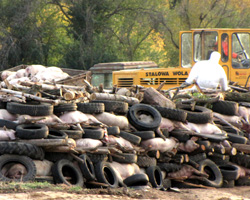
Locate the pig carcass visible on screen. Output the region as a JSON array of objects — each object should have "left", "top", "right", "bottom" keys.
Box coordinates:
[
  {"left": 0, "top": 128, "right": 15, "bottom": 140},
  {"left": 107, "top": 135, "right": 134, "bottom": 150},
  {"left": 0, "top": 109, "right": 17, "bottom": 121},
  {"left": 75, "top": 138, "right": 103, "bottom": 149},
  {"left": 59, "top": 111, "right": 88, "bottom": 124},
  {"left": 177, "top": 138, "right": 200, "bottom": 153},
  {"left": 237, "top": 106, "right": 249, "bottom": 124},
  {"left": 109, "top": 161, "right": 141, "bottom": 180},
  {"left": 15, "top": 69, "right": 27, "bottom": 78},
  {"left": 213, "top": 112, "right": 243, "bottom": 128},
  {"left": 17, "top": 114, "right": 63, "bottom": 124},
  {"left": 33, "top": 160, "right": 53, "bottom": 176},
  {"left": 167, "top": 164, "right": 208, "bottom": 179},
  {"left": 94, "top": 112, "right": 129, "bottom": 130},
  {"left": 31, "top": 67, "right": 69, "bottom": 82},
  {"left": 1, "top": 71, "right": 16, "bottom": 81},
  {"left": 140, "top": 137, "right": 177, "bottom": 153},
  {"left": 185, "top": 122, "right": 222, "bottom": 135},
  {"left": 2, "top": 163, "right": 27, "bottom": 179},
  {"left": 25, "top": 65, "right": 46, "bottom": 77},
  {"left": 1, "top": 77, "right": 30, "bottom": 88}
]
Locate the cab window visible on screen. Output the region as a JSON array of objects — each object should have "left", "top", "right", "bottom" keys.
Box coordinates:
[
  {"left": 194, "top": 31, "right": 218, "bottom": 61},
  {"left": 221, "top": 33, "right": 229, "bottom": 62},
  {"left": 232, "top": 33, "right": 250, "bottom": 68},
  {"left": 181, "top": 32, "right": 192, "bottom": 68}
]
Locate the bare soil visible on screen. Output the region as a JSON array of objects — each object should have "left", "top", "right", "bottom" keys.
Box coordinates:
[{"left": 0, "top": 185, "right": 249, "bottom": 200}]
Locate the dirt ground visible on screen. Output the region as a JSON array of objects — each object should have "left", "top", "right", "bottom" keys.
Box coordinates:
[{"left": 0, "top": 185, "right": 249, "bottom": 200}]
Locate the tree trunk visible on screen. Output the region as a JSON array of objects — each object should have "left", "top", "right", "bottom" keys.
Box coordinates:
[
  {"left": 224, "top": 91, "right": 250, "bottom": 102},
  {"left": 142, "top": 87, "right": 176, "bottom": 108}
]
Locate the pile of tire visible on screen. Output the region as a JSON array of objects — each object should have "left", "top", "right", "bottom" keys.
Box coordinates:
[{"left": 0, "top": 94, "right": 248, "bottom": 190}]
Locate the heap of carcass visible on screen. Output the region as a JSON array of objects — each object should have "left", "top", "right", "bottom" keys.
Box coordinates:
[{"left": 0, "top": 64, "right": 249, "bottom": 189}]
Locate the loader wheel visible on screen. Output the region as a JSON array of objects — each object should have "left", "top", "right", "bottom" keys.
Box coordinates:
[
  {"left": 112, "top": 153, "right": 137, "bottom": 164},
  {"left": 211, "top": 100, "right": 239, "bottom": 116},
  {"left": 137, "top": 155, "right": 157, "bottom": 167},
  {"left": 107, "top": 126, "right": 120, "bottom": 136},
  {"left": 0, "top": 141, "right": 44, "bottom": 160},
  {"left": 48, "top": 128, "right": 68, "bottom": 140},
  {"left": 83, "top": 128, "right": 105, "bottom": 140},
  {"left": 94, "top": 161, "right": 118, "bottom": 188},
  {"left": 51, "top": 159, "right": 84, "bottom": 187},
  {"left": 7, "top": 102, "right": 53, "bottom": 116},
  {"left": 79, "top": 154, "right": 96, "bottom": 181},
  {"left": 177, "top": 104, "right": 213, "bottom": 124},
  {"left": 127, "top": 104, "right": 161, "bottom": 131},
  {"left": 219, "top": 164, "right": 240, "bottom": 181},
  {"left": 198, "top": 159, "right": 223, "bottom": 188},
  {"left": 123, "top": 173, "right": 149, "bottom": 187},
  {"left": 77, "top": 102, "right": 104, "bottom": 114},
  {"left": 53, "top": 103, "right": 77, "bottom": 114},
  {"left": 153, "top": 106, "right": 187, "bottom": 122},
  {"left": 131, "top": 131, "right": 155, "bottom": 140},
  {"left": 146, "top": 166, "right": 163, "bottom": 188},
  {"left": 16, "top": 124, "right": 49, "bottom": 139},
  {"left": 0, "top": 154, "right": 36, "bottom": 182},
  {"left": 119, "top": 131, "right": 141, "bottom": 145},
  {"left": 0, "top": 119, "right": 17, "bottom": 130},
  {"left": 91, "top": 100, "right": 128, "bottom": 115}
]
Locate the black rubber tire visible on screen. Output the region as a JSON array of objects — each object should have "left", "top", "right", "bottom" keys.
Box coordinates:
[
  {"left": 48, "top": 128, "right": 68, "bottom": 139},
  {"left": 0, "top": 102, "right": 6, "bottom": 109},
  {"left": 127, "top": 104, "right": 162, "bottom": 131},
  {"left": 162, "top": 178, "right": 172, "bottom": 189},
  {"left": 137, "top": 155, "right": 157, "bottom": 167},
  {"left": 0, "top": 141, "right": 44, "bottom": 160},
  {"left": 226, "top": 133, "right": 248, "bottom": 144},
  {"left": 153, "top": 105, "right": 187, "bottom": 122},
  {"left": 51, "top": 159, "right": 84, "bottom": 187},
  {"left": 87, "top": 153, "right": 108, "bottom": 164},
  {"left": 53, "top": 103, "right": 77, "bottom": 114},
  {"left": 222, "top": 180, "right": 235, "bottom": 188},
  {"left": 63, "top": 129, "right": 83, "bottom": 139},
  {"left": 79, "top": 154, "right": 96, "bottom": 181},
  {"left": 119, "top": 131, "right": 141, "bottom": 145},
  {"left": 198, "top": 159, "right": 223, "bottom": 188},
  {"left": 209, "top": 157, "right": 230, "bottom": 166},
  {"left": 44, "top": 152, "right": 74, "bottom": 162},
  {"left": 219, "top": 164, "right": 240, "bottom": 181},
  {"left": 239, "top": 102, "right": 250, "bottom": 108},
  {"left": 91, "top": 100, "right": 128, "bottom": 114},
  {"left": 0, "top": 119, "right": 18, "bottom": 130},
  {"left": 123, "top": 173, "right": 149, "bottom": 187},
  {"left": 77, "top": 102, "right": 104, "bottom": 114},
  {"left": 107, "top": 126, "right": 120, "bottom": 136},
  {"left": 177, "top": 104, "right": 213, "bottom": 124},
  {"left": 0, "top": 154, "right": 36, "bottom": 182},
  {"left": 131, "top": 131, "right": 155, "bottom": 140},
  {"left": 94, "top": 161, "right": 118, "bottom": 188},
  {"left": 230, "top": 154, "right": 250, "bottom": 168},
  {"left": 169, "top": 129, "right": 191, "bottom": 143},
  {"left": 16, "top": 124, "right": 49, "bottom": 139},
  {"left": 211, "top": 100, "right": 239, "bottom": 116},
  {"left": 189, "top": 153, "right": 207, "bottom": 163},
  {"left": 157, "top": 163, "right": 182, "bottom": 173},
  {"left": 146, "top": 165, "right": 163, "bottom": 188},
  {"left": 235, "top": 177, "right": 250, "bottom": 186},
  {"left": 7, "top": 102, "right": 53, "bottom": 116},
  {"left": 112, "top": 153, "right": 137, "bottom": 164},
  {"left": 83, "top": 128, "right": 105, "bottom": 140}
]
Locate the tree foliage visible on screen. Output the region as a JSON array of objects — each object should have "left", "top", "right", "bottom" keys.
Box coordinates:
[{"left": 0, "top": 0, "right": 249, "bottom": 70}]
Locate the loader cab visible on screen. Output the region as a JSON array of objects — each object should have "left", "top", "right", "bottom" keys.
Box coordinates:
[{"left": 181, "top": 29, "right": 250, "bottom": 87}]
